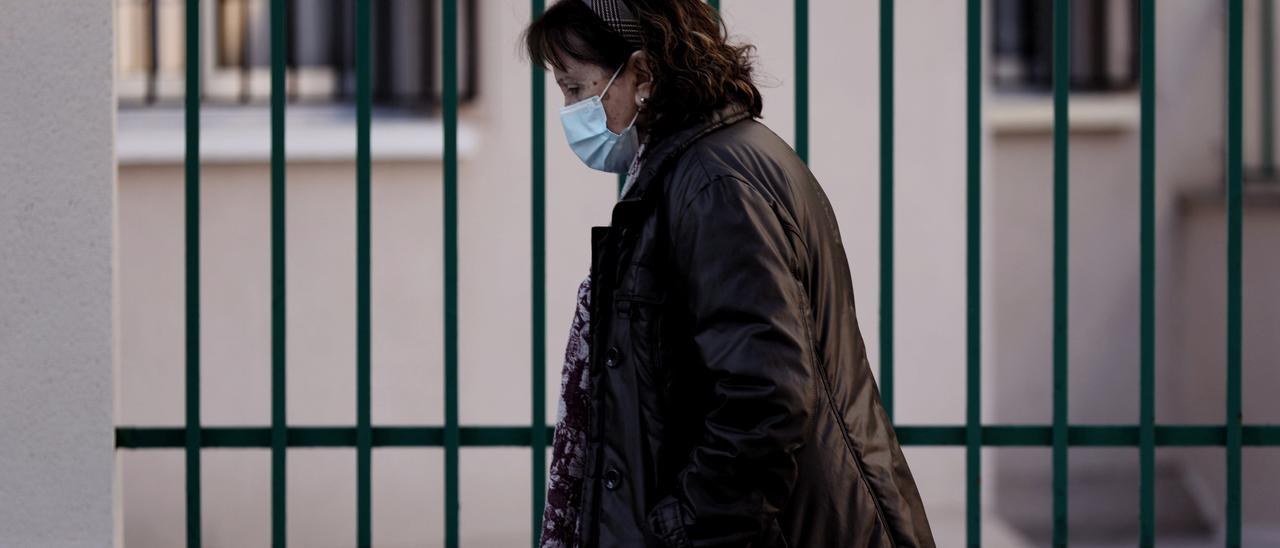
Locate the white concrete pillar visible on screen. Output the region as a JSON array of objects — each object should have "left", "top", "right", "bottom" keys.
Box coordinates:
[{"left": 0, "top": 0, "right": 117, "bottom": 546}]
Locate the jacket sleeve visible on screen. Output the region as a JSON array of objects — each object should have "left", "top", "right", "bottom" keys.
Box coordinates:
[{"left": 645, "top": 175, "right": 816, "bottom": 547}]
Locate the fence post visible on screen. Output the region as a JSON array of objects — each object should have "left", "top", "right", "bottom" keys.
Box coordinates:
[
  {"left": 1051, "top": 0, "right": 1071, "bottom": 545},
  {"left": 270, "top": 0, "right": 289, "bottom": 546},
  {"left": 1225, "top": 0, "right": 1244, "bottom": 545},
  {"left": 1138, "top": 0, "right": 1157, "bottom": 545},
  {"left": 878, "top": 0, "right": 894, "bottom": 421},
  {"left": 530, "top": 0, "right": 548, "bottom": 545},
  {"left": 965, "top": 0, "right": 982, "bottom": 545}
]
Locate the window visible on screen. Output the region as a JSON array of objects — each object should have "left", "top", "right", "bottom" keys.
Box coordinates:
[
  {"left": 115, "top": 0, "right": 479, "bottom": 113},
  {"left": 992, "top": 0, "right": 1139, "bottom": 93}
]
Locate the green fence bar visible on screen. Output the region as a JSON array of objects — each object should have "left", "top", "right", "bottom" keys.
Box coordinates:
[
  {"left": 1226, "top": 0, "right": 1244, "bottom": 545},
  {"left": 443, "top": 1, "right": 461, "bottom": 546},
  {"left": 897, "top": 425, "right": 1280, "bottom": 446},
  {"left": 270, "top": 0, "right": 288, "bottom": 545},
  {"left": 117, "top": 424, "right": 1280, "bottom": 449},
  {"left": 878, "top": 0, "right": 894, "bottom": 421},
  {"left": 147, "top": 0, "right": 159, "bottom": 103},
  {"left": 355, "top": 0, "right": 372, "bottom": 544},
  {"left": 1139, "top": 0, "right": 1156, "bottom": 545},
  {"left": 530, "top": 0, "right": 547, "bottom": 545},
  {"left": 184, "top": 0, "right": 202, "bottom": 545},
  {"left": 1052, "top": 0, "right": 1070, "bottom": 545},
  {"left": 709, "top": 0, "right": 720, "bottom": 12},
  {"left": 964, "top": 0, "right": 981, "bottom": 545},
  {"left": 1263, "top": 0, "right": 1276, "bottom": 178}
]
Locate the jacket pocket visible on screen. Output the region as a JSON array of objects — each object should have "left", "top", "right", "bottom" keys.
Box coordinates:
[{"left": 614, "top": 262, "right": 667, "bottom": 379}]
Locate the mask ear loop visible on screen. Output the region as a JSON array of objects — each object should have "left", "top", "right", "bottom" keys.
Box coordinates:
[
  {"left": 601, "top": 62, "right": 641, "bottom": 135},
  {"left": 600, "top": 63, "right": 625, "bottom": 98}
]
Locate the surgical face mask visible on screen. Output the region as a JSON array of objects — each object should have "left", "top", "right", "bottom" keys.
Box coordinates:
[{"left": 559, "top": 63, "right": 639, "bottom": 173}]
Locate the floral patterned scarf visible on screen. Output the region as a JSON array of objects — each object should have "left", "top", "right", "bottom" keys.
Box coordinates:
[{"left": 539, "top": 275, "right": 594, "bottom": 548}]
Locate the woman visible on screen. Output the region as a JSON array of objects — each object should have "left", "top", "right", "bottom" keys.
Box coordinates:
[{"left": 527, "top": 1, "right": 935, "bottom": 546}]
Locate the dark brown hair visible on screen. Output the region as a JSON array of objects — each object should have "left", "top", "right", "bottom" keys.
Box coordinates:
[{"left": 523, "top": 0, "right": 763, "bottom": 141}]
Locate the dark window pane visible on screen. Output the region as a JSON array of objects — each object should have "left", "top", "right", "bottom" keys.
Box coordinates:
[
  {"left": 993, "top": 0, "right": 1138, "bottom": 93},
  {"left": 120, "top": 0, "right": 477, "bottom": 112}
]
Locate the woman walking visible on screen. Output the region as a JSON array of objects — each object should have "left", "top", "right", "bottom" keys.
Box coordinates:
[{"left": 528, "top": 1, "right": 935, "bottom": 546}]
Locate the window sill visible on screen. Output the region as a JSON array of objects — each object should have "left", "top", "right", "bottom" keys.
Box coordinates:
[
  {"left": 989, "top": 92, "right": 1140, "bottom": 136},
  {"left": 1178, "top": 181, "right": 1280, "bottom": 213},
  {"left": 116, "top": 105, "right": 480, "bottom": 166}
]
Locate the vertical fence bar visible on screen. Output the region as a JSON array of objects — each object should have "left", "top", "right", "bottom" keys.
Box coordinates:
[
  {"left": 270, "top": 0, "right": 288, "bottom": 545},
  {"left": 530, "top": 0, "right": 547, "bottom": 545},
  {"left": 148, "top": 0, "right": 160, "bottom": 104},
  {"left": 240, "top": 0, "right": 253, "bottom": 103},
  {"left": 1226, "top": 0, "right": 1244, "bottom": 545},
  {"left": 421, "top": 0, "right": 437, "bottom": 109},
  {"left": 356, "top": 0, "right": 373, "bottom": 544},
  {"left": 1262, "top": 0, "right": 1276, "bottom": 178},
  {"left": 796, "top": 0, "right": 808, "bottom": 164},
  {"left": 374, "top": 0, "right": 392, "bottom": 102},
  {"left": 330, "top": 0, "right": 348, "bottom": 101},
  {"left": 184, "top": 0, "right": 202, "bottom": 545},
  {"left": 1052, "top": 0, "right": 1070, "bottom": 545},
  {"left": 709, "top": 0, "right": 720, "bottom": 12},
  {"left": 964, "top": 0, "right": 981, "bottom": 545},
  {"left": 878, "top": 0, "right": 894, "bottom": 420},
  {"left": 443, "top": 1, "right": 461, "bottom": 546},
  {"left": 1138, "top": 0, "right": 1156, "bottom": 545},
  {"left": 287, "top": 0, "right": 299, "bottom": 102}
]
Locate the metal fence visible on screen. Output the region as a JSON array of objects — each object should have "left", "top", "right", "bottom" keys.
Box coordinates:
[{"left": 113, "top": 1, "right": 1277, "bottom": 547}]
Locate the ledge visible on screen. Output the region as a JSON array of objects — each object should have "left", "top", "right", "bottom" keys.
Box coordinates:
[
  {"left": 990, "top": 92, "right": 1140, "bottom": 136},
  {"left": 117, "top": 105, "right": 480, "bottom": 166},
  {"left": 1178, "top": 181, "right": 1280, "bottom": 213}
]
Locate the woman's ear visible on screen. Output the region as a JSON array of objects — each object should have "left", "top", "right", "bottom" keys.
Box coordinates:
[{"left": 628, "top": 50, "right": 654, "bottom": 109}]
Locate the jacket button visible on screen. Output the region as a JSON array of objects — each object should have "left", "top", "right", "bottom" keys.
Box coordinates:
[
  {"left": 603, "top": 467, "right": 623, "bottom": 490},
  {"left": 605, "top": 346, "right": 621, "bottom": 368}
]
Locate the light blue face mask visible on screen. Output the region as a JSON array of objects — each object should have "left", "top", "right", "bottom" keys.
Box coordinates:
[{"left": 560, "top": 63, "right": 640, "bottom": 173}]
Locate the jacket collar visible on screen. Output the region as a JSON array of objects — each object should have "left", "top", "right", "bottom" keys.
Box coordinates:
[
  {"left": 593, "top": 103, "right": 750, "bottom": 294},
  {"left": 611, "top": 103, "right": 753, "bottom": 223}
]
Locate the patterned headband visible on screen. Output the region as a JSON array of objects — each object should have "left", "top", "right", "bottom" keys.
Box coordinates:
[{"left": 581, "top": 0, "right": 644, "bottom": 50}]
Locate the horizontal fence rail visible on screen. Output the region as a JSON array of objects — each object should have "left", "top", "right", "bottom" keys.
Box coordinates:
[
  {"left": 118, "top": 424, "right": 1280, "bottom": 449},
  {"left": 115, "top": 1, "right": 1271, "bottom": 547}
]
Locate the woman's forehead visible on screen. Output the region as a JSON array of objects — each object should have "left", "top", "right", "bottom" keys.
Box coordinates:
[{"left": 554, "top": 56, "right": 607, "bottom": 81}]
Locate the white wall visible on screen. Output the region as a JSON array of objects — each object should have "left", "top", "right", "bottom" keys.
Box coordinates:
[{"left": 0, "top": 1, "right": 117, "bottom": 547}]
